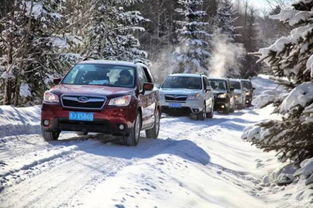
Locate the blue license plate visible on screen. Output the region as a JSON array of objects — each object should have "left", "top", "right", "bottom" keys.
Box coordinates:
[
  {"left": 169, "top": 103, "right": 182, "bottom": 108},
  {"left": 69, "top": 112, "right": 94, "bottom": 121}
]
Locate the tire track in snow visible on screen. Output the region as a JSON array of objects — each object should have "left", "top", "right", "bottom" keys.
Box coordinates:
[{"left": 0, "top": 132, "right": 206, "bottom": 208}]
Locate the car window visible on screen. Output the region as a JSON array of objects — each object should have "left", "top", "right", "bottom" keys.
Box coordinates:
[
  {"left": 230, "top": 81, "right": 241, "bottom": 90},
  {"left": 210, "top": 79, "right": 227, "bottom": 91},
  {"left": 162, "top": 76, "right": 202, "bottom": 90},
  {"left": 137, "top": 66, "right": 149, "bottom": 90},
  {"left": 242, "top": 81, "right": 252, "bottom": 89},
  {"left": 62, "top": 64, "right": 136, "bottom": 88},
  {"left": 141, "top": 66, "right": 153, "bottom": 83}
]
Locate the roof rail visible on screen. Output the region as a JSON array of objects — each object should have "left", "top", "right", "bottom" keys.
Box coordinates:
[{"left": 133, "top": 59, "right": 145, "bottom": 64}]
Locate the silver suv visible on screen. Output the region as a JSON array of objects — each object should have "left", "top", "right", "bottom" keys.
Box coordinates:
[
  {"left": 160, "top": 74, "right": 214, "bottom": 120},
  {"left": 229, "top": 78, "right": 246, "bottom": 109}
]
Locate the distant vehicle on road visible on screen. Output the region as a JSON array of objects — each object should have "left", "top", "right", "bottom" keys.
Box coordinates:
[
  {"left": 241, "top": 79, "right": 255, "bottom": 106},
  {"left": 209, "top": 78, "right": 235, "bottom": 114},
  {"left": 41, "top": 60, "right": 160, "bottom": 146},
  {"left": 160, "top": 74, "right": 214, "bottom": 120},
  {"left": 229, "top": 79, "right": 246, "bottom": 109}
]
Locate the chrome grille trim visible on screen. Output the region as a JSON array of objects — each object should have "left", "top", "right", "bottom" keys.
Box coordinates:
[
  {"left": 165, "top": 94, "right": 188, "bottom": 102},
  {"left": 61, "top": 94, "right": 107, "bottom": 110}
]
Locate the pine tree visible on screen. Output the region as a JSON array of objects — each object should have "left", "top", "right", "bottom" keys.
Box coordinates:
[
  {"left": 216, "top": 0, "right": 237, "bottom": 41},
  {"left": 0, "top": 0, "right": 71, "bottom": 105},
  {"left": 103, "top": 7, "right": 148, "bottom": 61},
  {"left": 83, "top": 0, "right": 148, "bottom": 62},
  {"left": 174, "top": 0, "right": 210, "bottom": 74},
  {"left": 243, "top": 0, "right": 313, "bottom": 165}
]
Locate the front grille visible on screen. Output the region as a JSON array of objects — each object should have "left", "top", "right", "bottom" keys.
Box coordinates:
[
  {"left": 61, "top": 95, "right": 106, "bottom": 110},
  {"left": 165, "top": 94, "right": 187, "bottom": 102}
]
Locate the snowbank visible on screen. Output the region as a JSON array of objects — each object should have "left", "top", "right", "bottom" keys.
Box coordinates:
[{"left": 0, "top": 105, "right": 41, "bottom": 137}]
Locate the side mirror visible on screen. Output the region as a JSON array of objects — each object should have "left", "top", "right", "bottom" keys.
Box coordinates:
[
  {"left": 53, "top": 78, "right": 61, "bottom": 85},
  {"left": 206, "top": 86, "right": 211, "bottom": 92},
  {"left": 142, "top": 82, "right": 154, "bottom": 94},
  {"left": 230, "top": 87, "right": 234, "bottom": 92},
  {"left": 252, "top": 87, "right": 256, "bottom": 90}
]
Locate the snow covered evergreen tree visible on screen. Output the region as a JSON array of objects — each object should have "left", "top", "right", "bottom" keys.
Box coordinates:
[
  {"left": 174, "top": 0, "right": 210, "bottom": 74},
  {"left": 0, "top": 0, "right": 72, "bottom": 105},
  {"left": 243, "top": 0, "right": 313, "bottom": 165},
  {"left": 84, "top": 0, "right": 148, "bottom": 62},
  {"left": 104, "top": 7, "right": 148, "bottom": 62},
  {"left": 216, "top": 0, "right": 237, "bottom": 41}
]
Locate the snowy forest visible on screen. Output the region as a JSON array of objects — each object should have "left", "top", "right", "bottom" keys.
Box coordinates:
[
  {"left": 1, "top": 0, "right": 313, "bottom": 207},
  {"left": 0, "top": 0, "right": 288, "bottom": 106}
]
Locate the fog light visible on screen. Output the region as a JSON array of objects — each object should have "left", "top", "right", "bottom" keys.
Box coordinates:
[
  {"left": 221, "top": 105, "right": 225, "bottom": 109},
  {"left": 118, "top": 124, "right": 125, "bottom": 130},
  {"left": 43, "top": 120, "right": 50, "bottom": 126}
]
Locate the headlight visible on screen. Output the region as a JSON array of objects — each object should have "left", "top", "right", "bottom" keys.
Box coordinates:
[
  {"left": 109, "top": 95, "right": 131, "bottom": 106},
  {"left": 218, "top": 93, "right": 227, "bottom": 98},
  {"left": 245, "top": 91, "right": 250, "bottom": 96},
  {"left": 188, "top": 93, "right": 201, "bottom": 100},
  {"left": 43, "top": 91, "right": 59, "bottom": 103}
]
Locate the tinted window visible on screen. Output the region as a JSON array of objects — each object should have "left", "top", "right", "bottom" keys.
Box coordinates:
[
  {"left": 137, "top": 67, "right": 149, "bottom": 90},
  {"left": 230, "top": 81, "right": 241, "bottom": 90},
  {"left": 162, "top": 76, "right": 202, "bottom": 90},
  {"left": 210, "top": 79, "right": 227, "bottom": 91},
  {"left": 62, "top": 64, "right": 136, "bottom": 88},
  {"left": 242, "top": 81, "right": 252, "bottom": 89},
  {"left": 142, "top": 66, "right": 153, "bottom": 83}
]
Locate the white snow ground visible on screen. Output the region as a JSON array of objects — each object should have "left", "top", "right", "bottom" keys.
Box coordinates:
[{"left": 0, "top": 76, "right": 311, "bottom": 208}]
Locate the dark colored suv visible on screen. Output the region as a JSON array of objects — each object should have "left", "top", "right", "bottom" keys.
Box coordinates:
[
  {"left": 241, "top": 79, "right": 254, "bottom": 106},
  {"left": 209, "top": 78, "right": 235, "bottom": 114},
  {"left": 41, "top": 60, "right": 160, "bottom": 146}
]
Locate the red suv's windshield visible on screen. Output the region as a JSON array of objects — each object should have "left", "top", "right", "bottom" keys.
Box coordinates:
[{"left": 62, "top": 64, "right": 136, "bottom": 88}]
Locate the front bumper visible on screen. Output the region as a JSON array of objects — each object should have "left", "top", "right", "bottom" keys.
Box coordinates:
[
  {"left": 213, "top": 96, "right": 230, "bottom": 110},
  {"left": 245, "top": 95, "right": 252, "bottom": 105},
  {"left": 160, "top": 99, "right": 204, "bottom": 115},
  {"left": 41, "top": 103, "right": 136, "bottom": 136}
]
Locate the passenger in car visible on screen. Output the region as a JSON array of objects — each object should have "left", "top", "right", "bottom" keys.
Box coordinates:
[{"left": 116, "top": 70, "right": 133, "bottom": 87}]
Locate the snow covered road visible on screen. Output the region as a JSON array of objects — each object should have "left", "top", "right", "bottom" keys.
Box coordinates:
[{"left": 0, "top": 105, "right": 288, "bottom": 208}]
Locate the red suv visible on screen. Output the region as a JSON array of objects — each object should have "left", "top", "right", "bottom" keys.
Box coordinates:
[{"left": 41, "top": 60, "right": 160, "bottom": 146}]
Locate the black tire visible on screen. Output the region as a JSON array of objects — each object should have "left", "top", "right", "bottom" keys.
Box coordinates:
[
  {"left": 146, "top": 109, "right": 160, "bottom": 139},
  {"left": 196, "top": 104, "right": 206, "bottom": 120},
  {"left": 124, "top": 112, "right": 141, "bottom": 146},
  {"left": 206, "top": 104, "right": 214, "bottom": 118},
  {"left": 42, "top": 129, "right": 60, "bottom": 141}
]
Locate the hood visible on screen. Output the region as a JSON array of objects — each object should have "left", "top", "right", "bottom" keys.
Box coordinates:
[
  {"left": 50, "top": 84, "right": 134, "bottom": 97},
  {"left": 160, "top": 88, "right": 201, "bottom": 95},
  {"left": 213, "top": 90, "right": 227, "bottom": 95}
]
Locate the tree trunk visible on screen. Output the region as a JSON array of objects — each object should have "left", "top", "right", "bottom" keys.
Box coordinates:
[
  {"left": 13, "top": 78, "right": 19, "bottom": 106},
  {"left": 3, "top": 78, "right": 12, "bottom": 105}
]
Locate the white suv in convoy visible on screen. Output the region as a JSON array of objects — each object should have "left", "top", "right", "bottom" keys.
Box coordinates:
[
  {"left": 160, "top": 74, "right": 214, "bottom": 120},
  {"left": 229, "top": 78, "right": 246, "bottom": 109}
]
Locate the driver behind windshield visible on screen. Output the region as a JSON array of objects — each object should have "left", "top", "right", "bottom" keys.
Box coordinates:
[{"left": 116, "top": 70, "right": 134, "bottom": 87}]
